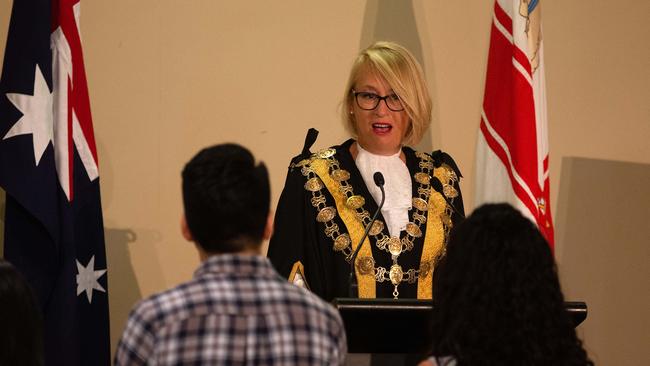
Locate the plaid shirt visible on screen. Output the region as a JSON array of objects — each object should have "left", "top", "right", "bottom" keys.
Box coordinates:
[{"left": 114, "top": 254, "right": 346, "bottom": 365}]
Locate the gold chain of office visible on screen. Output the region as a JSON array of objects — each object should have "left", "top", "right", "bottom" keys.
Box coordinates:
[{"left": 293, "top": 148, "right": 458, "bottom": 298}]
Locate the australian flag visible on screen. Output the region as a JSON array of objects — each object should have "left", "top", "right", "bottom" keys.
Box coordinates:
[{"left": 0, "top": 0, "right": 110, "bottom": 365}]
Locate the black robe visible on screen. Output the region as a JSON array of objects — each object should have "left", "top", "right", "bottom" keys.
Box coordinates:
[{"left": 268, "top": 137, "right": 464, "bottom": 302}]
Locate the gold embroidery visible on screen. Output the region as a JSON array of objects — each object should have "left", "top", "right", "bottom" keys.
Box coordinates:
[
  {"left": 311, "top": 157, "right": 377, "bottom": 298},
  {"left": 417, "top": 191, "right": 446, "bottom": 299},
  {"left": 300, "top": 147, "right": 460, "bottom": 300},
  {"left": 417, "top": 164, "right": 459, "bottom": 299},
  {"left": 419, "top": 261, "right": 432, "bottom": 278}
]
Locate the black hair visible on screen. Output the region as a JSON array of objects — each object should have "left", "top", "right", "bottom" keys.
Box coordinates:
[
  {"left": 0, "top": 259, "right": 43, "bottom": 366},
  {"left": 430, "top": 203, "right": 592, "bottom": 366},
  {"left": 182, "top": 143, "right": 270, "bottom": 253}
]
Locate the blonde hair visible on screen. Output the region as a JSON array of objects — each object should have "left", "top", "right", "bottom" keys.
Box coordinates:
[{"left": 341, "top": 41, "right": 432, "bottom": 146}]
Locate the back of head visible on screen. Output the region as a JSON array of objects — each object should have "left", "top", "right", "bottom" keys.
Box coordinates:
[
  {"left": 0, "top": 260, "right": 43, "bottom": 366},
  {"left": 431, "top": 204, "right": 592, "bottom": 365},
  {"left": 182, "top": 143, "right": 270, "bottom": 253},
  {"left": 341, "top": 41, "right": 432, "bottom": 145}
]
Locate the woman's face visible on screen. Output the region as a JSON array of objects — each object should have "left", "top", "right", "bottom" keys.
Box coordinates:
[{"left": 351, "top": 69, "right": 410, "bottom": 155}]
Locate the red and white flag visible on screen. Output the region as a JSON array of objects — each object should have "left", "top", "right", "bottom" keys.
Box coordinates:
[{"left": 474, "top": 0, "right": 555, "bottom": 248}]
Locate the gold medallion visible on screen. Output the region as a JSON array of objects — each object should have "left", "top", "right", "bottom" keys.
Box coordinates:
[
  {"left": 330, "top": 169, "right": 351, "bottom": 181},
  {"left": 304, "top": 177, "right": 323, "bottom": 192},
  {"left": 346, "top": 195, "right": 365, "bottom": 209},
  {"left": 405, "top": 222, "right": 422, "bottom": 238},
  {"left": 443, "top": 184, "right": 458, "bottom": 198},
  {"left": 316, "top": 207, "right": 336, "bottom": 222},
  {"left": 368, "top": 220, "right": 384, "bottom": 236},
  {"left": 388, "top": 237, "right": 402, "bottom": 256},
  {"left": 412, "top": 197, "right": 428, "bottom": 211},
  {"left": 317, "top": 148, "right": 335, "bottom": 159},
  {"left": 333, "top": 234, "right": 351, "bottom": 251},
  {"left": 357, "top": 257, "right": 375, "bottom": 275},
  {"left": 415, "top": 172, "right": 431, "bottom": 185},
  {"left": 389, "top": 264, "right": 404, "bottom": 285}
]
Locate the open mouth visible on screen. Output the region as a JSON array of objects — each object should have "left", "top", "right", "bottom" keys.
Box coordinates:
[{"left": 372, "top": 123, "right": 392, "bottom": 134}]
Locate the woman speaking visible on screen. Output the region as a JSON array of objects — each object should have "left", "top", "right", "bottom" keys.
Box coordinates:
[{"left": 268, "top": 41, "right": 464, "bottom": 301}]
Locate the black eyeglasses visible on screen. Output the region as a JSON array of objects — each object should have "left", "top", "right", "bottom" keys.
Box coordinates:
[{"left": 352, "top": 90, "right": 405, "bottom": 112}]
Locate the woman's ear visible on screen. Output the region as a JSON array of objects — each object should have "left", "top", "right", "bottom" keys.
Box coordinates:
[{"left": 180, "top": 214, "right": 194, "bottom": 242}]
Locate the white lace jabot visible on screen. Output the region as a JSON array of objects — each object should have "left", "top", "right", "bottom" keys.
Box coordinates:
[{"left": 354, "top": 143, "right": 411, "bottom": 237}]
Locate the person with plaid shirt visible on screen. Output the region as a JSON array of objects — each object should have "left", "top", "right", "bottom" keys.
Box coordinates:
[{"left": 114, "top": 144, "right": 347, "bottom": 365}]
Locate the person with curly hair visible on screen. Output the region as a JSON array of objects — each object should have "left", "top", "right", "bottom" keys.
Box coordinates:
[{"left": 420, "top": 203, "right": 592, "bottom": 366}]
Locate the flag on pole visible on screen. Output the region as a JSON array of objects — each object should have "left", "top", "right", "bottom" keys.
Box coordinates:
[
  {"left": 0, "top": 0, "right": 110, "bottom": 364},
  {"left": 474, "top": 0, "right": 555, "bottom": 248}
]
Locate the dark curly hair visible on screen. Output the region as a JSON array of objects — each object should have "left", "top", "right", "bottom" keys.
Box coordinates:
[{"left": 429, "top": 203, "right": 592, "bottom": 366}]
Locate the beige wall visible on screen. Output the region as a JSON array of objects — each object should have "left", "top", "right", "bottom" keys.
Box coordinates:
[
  {"left": 555, "top": 157, "right": 650, "bottom": 365},
  {"left": 1, "top": 0, "right": 648, "bottom": 363}
]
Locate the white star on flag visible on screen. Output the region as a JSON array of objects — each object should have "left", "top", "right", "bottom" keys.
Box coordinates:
[
  {"left": 3, "top": 64, "right": 54, "bottom": 166},
  {"left": 76, "top": 255, "right": 106, "bottom": 303}
]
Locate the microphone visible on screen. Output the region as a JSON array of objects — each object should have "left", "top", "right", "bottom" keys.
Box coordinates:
[
  {"left": 430, "top": 177, "right": 465, "bottom": 219},
  {"left": 373, "top": 171, "right": 384, "bottom": 187},
  {"left": 348, "top": 172, "right": 385, "bottom": 297}
]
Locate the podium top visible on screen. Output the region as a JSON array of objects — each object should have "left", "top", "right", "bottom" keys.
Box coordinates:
[{"left": 332, "top": 298, "right": 588, "bottom": 354}]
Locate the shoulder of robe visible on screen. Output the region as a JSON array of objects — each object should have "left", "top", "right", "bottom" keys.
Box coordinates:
[
  {"left": 430, "top": 149, "right": 463, "bottom": 179},
  {"left": 288, "top": 128, "right": 350, "bottom": 170}
]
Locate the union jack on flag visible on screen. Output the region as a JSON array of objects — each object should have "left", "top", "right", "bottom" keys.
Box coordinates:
[
  {"left": 474, "top": 0, "right": 555, "bottom": 248},
  {"left": 0, "top": 0, "right": 110, "bottom": 364}
]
